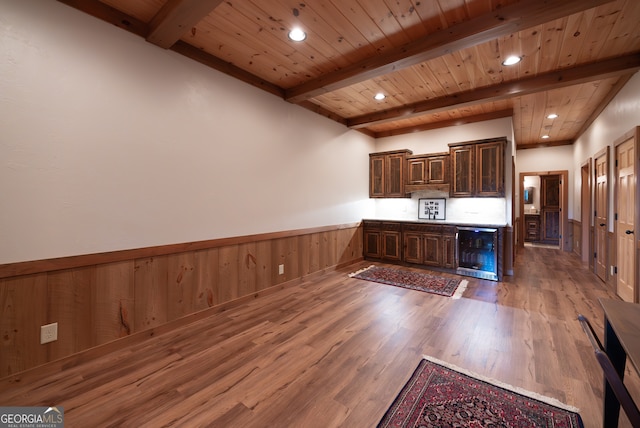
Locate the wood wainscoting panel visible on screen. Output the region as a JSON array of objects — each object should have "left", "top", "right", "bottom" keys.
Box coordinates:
[
  {"left": 218, "top": 245, "right": 241, "bottom": 302},
  {"left": 0, "top": 274, "right": 48, "bottom": 374},
  {"left": 194, "top": 247, "right": 220, "bottom": 309},
  {"left": 0, "top": 223, "right": 363, "bottom": 378},
  {"left": 47, "top": 267, "right": 97, "bottom": 362},
  {"left": 570, "top": 219, "right": 582, "bottom": 258},
  {"left": 134, "top": 256, "right": 170, "bottom": 331},
  {"left": 167, "top": 251, "right": 199, "bottom": 322},
  {"left": 95, "top": 261, "right": 135, "bottom": 342}
]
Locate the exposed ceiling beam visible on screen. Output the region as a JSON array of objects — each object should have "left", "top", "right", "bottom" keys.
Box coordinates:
[
  {"left": 57, "top": 0, "right": 148, "bottom": 37},
  {"left": 147, "top": 0, "right": 224, "bottom": 49},
  {"left": 171, "top": 42, "right": 285, "bottom": 98},
  {"left": 347, "top": 54, "right": 640, "bottom": 129},
  {"left": 284, "top": 0, "right": 617, "bottom": 104},
  {"left": 374, "top": 110, "right": 514, "bottom": 139},
  {"left": 517, "top": 140, "right": 574, "bottom": 150}
]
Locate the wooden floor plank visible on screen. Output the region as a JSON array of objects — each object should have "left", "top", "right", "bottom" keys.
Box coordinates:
[{"left": 0, "top": 246, "right": 638, "bottom": 428}]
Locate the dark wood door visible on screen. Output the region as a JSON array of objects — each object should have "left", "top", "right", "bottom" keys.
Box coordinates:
[
  {"left": 386, "top": 153, "right": 405, "bottom": 197},
  {"left": 477, "top": 141, "right": 504, "bottom": 196},
  {"left": 442, "top": 234, "right": 455, "bottom": 268},
  {"left": 427, "top": 155, "right": 448, "bottom": 184},
  {"left": 540, "top": 175, "right": 560, "bottom": 244},
  {"left": 382, "top": 231, "right": 402, "bottom": 261},
  {"left": 407, "top": 158, "right": 426, "bottom": 185},
  {"left": 450, "top": 145, "right": 474, "bottom": 196},
  {"left": 404, "top": 232, "right": 422, "bottom": 264},
  {"left": 363, "top": 229, "right": 381, "bottom": 258},
  {"left": 423, "top": 234, "right": 442, "bottom": 266},
  {"left": 369, "top": 155, "right": 384, "bottom": 198}
]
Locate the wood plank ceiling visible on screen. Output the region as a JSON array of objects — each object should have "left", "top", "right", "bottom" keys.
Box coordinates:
[{"left": 59, "top": 0, "right": 640, "bottom": 148}]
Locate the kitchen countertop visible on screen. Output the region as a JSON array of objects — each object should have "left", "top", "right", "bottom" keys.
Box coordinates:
[{"left": 363, "top": 218, "right": 508, "bottom": 228}]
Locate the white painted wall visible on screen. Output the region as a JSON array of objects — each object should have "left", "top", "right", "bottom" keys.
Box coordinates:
[
  {"left": 3, "top": 1, "right": 637, "bottom": 265},
  {"left": 373, "top": 117, "right": 514, "bottom": 226},
  {"left": 515, "top": 145, "right": 574, "bottom": 217},
  {"left": 572, "top": 72, "right": 640, "bottom": 229},
  {"left": 0, "top": 0, "right": 375, "bottom": 264}
]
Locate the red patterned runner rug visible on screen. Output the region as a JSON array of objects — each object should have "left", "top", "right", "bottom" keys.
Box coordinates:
[
  {"left": 349, "top": 265, "right": 467, "bottom": 299},
  {"left": 378, "top": 356, "right": 584, "bottom": 427}
]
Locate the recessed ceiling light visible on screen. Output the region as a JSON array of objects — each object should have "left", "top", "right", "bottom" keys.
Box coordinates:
[
  {"left": 288, "top": 28, "right": 306, "bottom": 42},
  {"left": 502, "top": 55, "right": 522, "bottom": 66},
  {"left": 547, "top": 113, "right": 558, "bottom": 119},
  {"left": 541, "top": 135, "right": 550, "bottom": 139},
  {"left": 374, "top": 93, "right": 386, "bottom": 100}
]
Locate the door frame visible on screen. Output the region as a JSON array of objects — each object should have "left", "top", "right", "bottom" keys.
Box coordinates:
[
  {"left": 519, "top": 170, "right": 569, "bottom": 251},
  {"left": 593, "top": 147, "right": 610, "bottom": 282},
  {"left": 580, "top": 159, "right": 592, "bottom": 265},
  {"left": 613, "top": 127, "right": 639, "bottom": 302}
]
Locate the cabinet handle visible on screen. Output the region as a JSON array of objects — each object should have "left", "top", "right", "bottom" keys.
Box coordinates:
[
  {"left": 625, "top": 230, "right": 634, "bottom": 235},
  {"left": 599, "top": 223, "right": 606, "bottom": 227}
]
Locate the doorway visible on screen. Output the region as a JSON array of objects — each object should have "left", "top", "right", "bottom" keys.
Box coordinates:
[
  {"left": 614, "top": 128, "right": 638, "bottom": 303},
  {"left": 519, "top": 171, "right": 569, "bottom": 251},
  {"left": 594, "top": 148, "right": 609, "bottom": 283}
]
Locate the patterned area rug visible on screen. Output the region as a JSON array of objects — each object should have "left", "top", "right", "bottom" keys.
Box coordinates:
[
  {"left": 378, "top": 357, "right": 584, "bottom": 428},
  {"left": 349, "top": 265, "right": 467, "bottom": 298}
]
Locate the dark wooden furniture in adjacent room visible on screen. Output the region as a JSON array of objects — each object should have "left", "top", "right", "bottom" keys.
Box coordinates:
[{"left": 524, "top": 214, "right": 540, "bottom": 242}]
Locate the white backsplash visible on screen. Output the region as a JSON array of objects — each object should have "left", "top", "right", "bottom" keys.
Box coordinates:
[{"left": 373, "top": 191, "right": 507, "bottom": 225}]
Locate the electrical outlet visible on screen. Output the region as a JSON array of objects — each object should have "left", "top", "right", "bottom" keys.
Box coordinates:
[
  {"left": 41, "top": 322, "right": 58, "bottom": 344},
  {"left": 278, "top": 264, "right": 284, "bottom": 275}
]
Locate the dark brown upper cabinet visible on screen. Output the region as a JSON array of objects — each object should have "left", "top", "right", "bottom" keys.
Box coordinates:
[
  {"left": 369, "top": 149, "right": 412, "bottom": 198},
  {"left": 449, "top": 138, "right": 505, "bottom": 197},
  {"left": 405, "top": 152, "right": 450, "bottom": 193}
]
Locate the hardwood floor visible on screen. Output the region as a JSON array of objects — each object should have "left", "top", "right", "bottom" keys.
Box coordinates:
[{"left": 1, "top": 246, "right": 638, "bottom": 427}]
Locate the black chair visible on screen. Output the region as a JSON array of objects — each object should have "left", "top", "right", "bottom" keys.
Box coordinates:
[{"left": 578, "top": 314, "right": 640, "bottom": 427}]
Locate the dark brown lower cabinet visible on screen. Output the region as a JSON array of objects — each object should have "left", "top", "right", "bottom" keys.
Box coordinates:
[
  {"left": 364, "top": 220, "right": 497, "bottom": 275},
  {"left": 423, "top": 233, "right": 442, "bottom": 266},
  {"left": 364, "top": 221, "right": 402, "bottom": 261},
  {"left": 442, "top": 232, "right": 456, "bottom": 268},
  {"left": 404, "top": 232, "right": 422, "bottom": 264},
  {"left": 382, "top": 230, "right": 402, "bottom": 261},
  {"left": 364, "top": 229, "right": 381, "bottom": 258},
  {"left": 400, "top": 225, "right": 455, "bottom": 269}
]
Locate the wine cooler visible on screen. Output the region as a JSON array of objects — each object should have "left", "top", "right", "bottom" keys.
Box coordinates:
[{"left": 456, "top": 227, "right": 498, "bottom": 281}]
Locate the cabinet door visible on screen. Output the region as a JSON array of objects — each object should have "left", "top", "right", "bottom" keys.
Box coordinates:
[
  {"left": 404, "top": 232, "right": 422, "bottom": 264},
  {"left": 407, "top": 158, "right": 426, "bottom": 184},
  {"left": 363, "top": 229, "right": 381, "bottom": 258},
  {"left": 450, "top": 145, "right": 474, "bottom": 196},
  {"left": 427, "top": 155, "right": 448, "bottom": 184},
  {"left": 382, "top": 231, "right": 402, "bottom": 261},
  {"left": 369, "top": 155, "right": 385, "bottom": 197},
  {"left": 386, "top": 153, "right": 406, "bottom": 197},
  {"left": 477, "top": 141, "right": 504, "bottom": 196},
  {"left": 442, "top": 234, "right": 456, "bottom": 268},
  {"left": 423, "top": 233, "right": 442, "bottom": 266}
]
